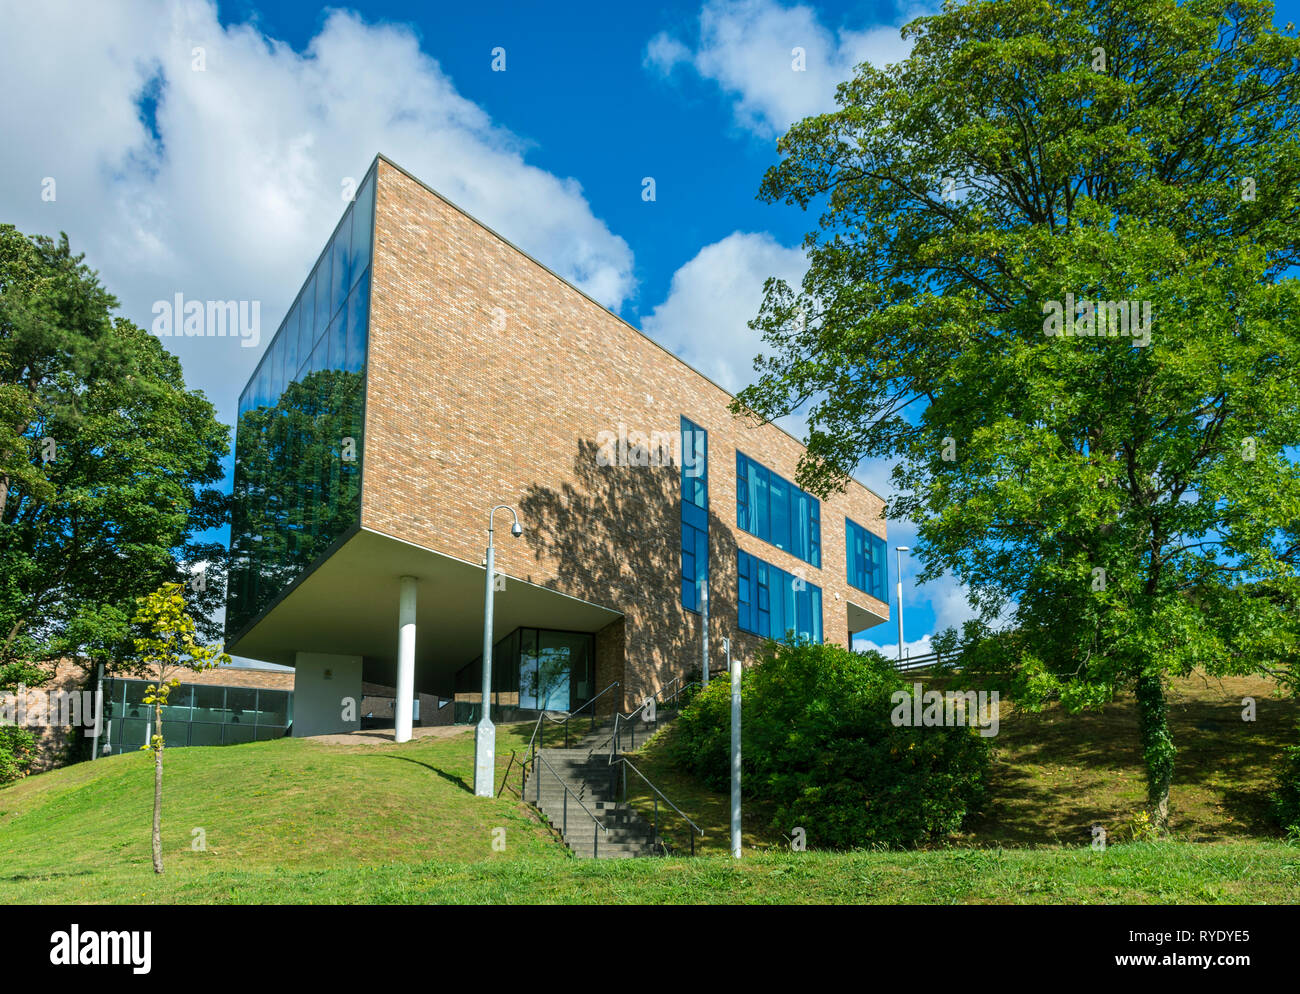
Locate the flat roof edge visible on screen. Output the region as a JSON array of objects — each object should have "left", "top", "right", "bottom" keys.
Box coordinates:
[{"left": 368, "top": 152, "right": 886, "bottom": 505}]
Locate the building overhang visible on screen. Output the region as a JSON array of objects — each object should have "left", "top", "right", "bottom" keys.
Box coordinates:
[
  {"left": 846, "top": 594, "right": 890, "bottom": 638},
  {"left": 226, "top": 527, "right": 621, "bottom": 693}
]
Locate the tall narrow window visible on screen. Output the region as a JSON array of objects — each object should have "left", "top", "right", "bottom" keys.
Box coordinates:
[{"left": 680, "top": 417, "right": 708, "bottom": 613}]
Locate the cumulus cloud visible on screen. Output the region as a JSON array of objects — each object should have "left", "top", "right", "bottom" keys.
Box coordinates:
[
  {"left": 641, "top": 230, "right": 805, "bottom": 395},
  {"left": 0, "top": 0, "right": 635, "bottom": 426},
  {"left": 645, "top": 0, "right": 923, "bottom": 137}
]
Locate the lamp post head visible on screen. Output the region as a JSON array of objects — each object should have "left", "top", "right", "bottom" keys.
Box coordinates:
[
  {"left": 510, "top": 522, "right": 523, "bottom": 538},
  {"left": 896, "top": 546, "right": 910, "bottom": 551}
]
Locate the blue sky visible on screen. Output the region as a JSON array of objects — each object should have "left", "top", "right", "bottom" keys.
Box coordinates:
[{"left": 3, "top": 0, "right": 1296, "bottom": 662}]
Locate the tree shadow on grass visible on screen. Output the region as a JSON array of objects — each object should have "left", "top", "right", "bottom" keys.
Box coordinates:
[
  {"left": 961, "top": 687, "right": 1298, "bottom": 846},
  {"left": 374, "top": 754, "right": 471, "bottom": 794}
]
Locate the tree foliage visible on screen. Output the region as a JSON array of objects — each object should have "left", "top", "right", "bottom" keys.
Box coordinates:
[
  {"left": 0, "top": 224, "right": 229, "bottom": 698},
  {"left": 733, "top": 0, "right": 1300, "bottom": 829}
]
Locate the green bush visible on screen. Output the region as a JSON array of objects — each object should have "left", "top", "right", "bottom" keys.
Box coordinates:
[
  {"left": 666, "top": 641, "right": 990, "bottom": 848},
  {"left": 1271, "top": 723, "right": 1300, "bottom": 837},
  {"left": 0, "top": 725, "right": 35, "bottom": 785}
]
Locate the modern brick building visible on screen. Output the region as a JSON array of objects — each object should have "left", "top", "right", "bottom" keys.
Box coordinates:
[{"left": 225, "top": 153, "right": 890, "bottom": 741}]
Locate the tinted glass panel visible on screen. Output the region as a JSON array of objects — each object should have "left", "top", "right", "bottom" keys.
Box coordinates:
[
  {"left": 351, "top": 175, "right": 374, "bottom": 281},
  {"left": 328, "top": 312, "right": 346, "bottom": 370},
  {"left": 284, "top": 302, "right": 300, "bottom": 382},
  {"left": 680, "top": 417, "right": 709, "bottom": 613},
  {"left": 345, "top": 268, "right": 370, "bottom": 372},
  {"left": 735, "top": 452, "right": 821, "bottom": 567},
  {"left": 227, "top": 165, "right": 373, "bottom": 639},
  {"left": 258, "top": 690, "right": 289, "bottom": 727},
  {"left": 313, "top": 261, "right": 331, "bottom": 345},
  {"left": 297, "top": 292, "right": 314, "bottom": 375},
  {"left": 190, "top": 722, "right": 222, "bottom": 746},
  {"left": 736, "top": 550, "right": 822, "bottom": 643},
  {"left": 331, "top": 208, "right": 352, "bottom": 320}
]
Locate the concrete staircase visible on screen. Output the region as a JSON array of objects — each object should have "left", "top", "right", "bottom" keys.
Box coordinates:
[{"left": 526, "top": 716, "right": 669, "bottom": 859}]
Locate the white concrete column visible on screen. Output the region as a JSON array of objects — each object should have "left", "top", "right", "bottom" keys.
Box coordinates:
[{"left": 395, "top": 575, "right": 417, "bottom": 743}]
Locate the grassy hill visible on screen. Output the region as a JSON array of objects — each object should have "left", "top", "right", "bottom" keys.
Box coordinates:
[{"left": 1, "top": 674, "right": 1297, "bottom": 904}]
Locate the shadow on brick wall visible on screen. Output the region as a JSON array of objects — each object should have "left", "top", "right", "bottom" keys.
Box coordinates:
[{"left": 519, "top": 437, "right": 738, "bottom": 709}]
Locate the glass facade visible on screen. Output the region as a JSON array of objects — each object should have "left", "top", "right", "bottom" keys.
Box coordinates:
[
  {"left": 736, "top": 451, "right": 821, "bottom": 567},
  {"left": 226, "top": 166, "right": 377, "bottom": 639},
  {"left": 102, "top": 678, "right": 293, "bottom": 755},
  {"left": 453, "top": 628, "right": 595, "bottom": 723},
  {"left": 846, "top": 517, "right": 889, "bottom": 601},
  {"left": 680, "top": 417, "right": 708, "bottom": 613},
  {"left": 736, "top": 549, "right": 823, "bottom": 643}
]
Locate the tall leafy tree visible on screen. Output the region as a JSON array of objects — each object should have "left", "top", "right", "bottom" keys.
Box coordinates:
[
  {"left": 734, "top": 0, "right": 1300, "bottom": 829},
  {"left": 0, "top": 225, "right": 230, "bottom": 747}
]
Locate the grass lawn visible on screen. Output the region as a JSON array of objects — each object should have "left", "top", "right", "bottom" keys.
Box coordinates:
[{"left": 1, "top": 673, "right": 1297, "bottom": 904}]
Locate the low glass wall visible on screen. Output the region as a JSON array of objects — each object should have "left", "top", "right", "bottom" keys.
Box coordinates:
[{"left": 102, "top": 678, "right": 293, "bottom": 755}]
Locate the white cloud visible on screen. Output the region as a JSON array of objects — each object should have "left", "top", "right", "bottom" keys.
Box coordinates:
[
  {"left": 0, "top": 0, "right": 635, "bottom": 427},
  {"left": 641, "top": 230, "right": 805, "bottom": 395},
  {"left": 646, "top": 0, "right": 923, "bottom": 137},
  {"left": 855, "top": 634, "right": 933, "bottom": 661}
]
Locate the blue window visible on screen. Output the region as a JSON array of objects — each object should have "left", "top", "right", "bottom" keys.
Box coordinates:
[
  {"left": 846, "top": 517, "right": 888, "bottom": 601},
  {"left": 350, "top": 175, "right": 374, "bottom": 286},
  {"left": 283, "top": 301, "right": 300, "bottom": 383},
  {"left": 736, "top": 452, "right": 820, "bottom": 567},
  {"left": 331, "top": 207, "right": 353, "bottom": 322},
  {"left": 681, "top": 417, "right": 708, "bottom": 613},
  {"left": 345, "top": 267, "right": 370, "bottom": 372},
  {"left": 313, "top": 260, "right": 331, "bottom": 346},
  {"left": 736, "top": 549, "right": 822, "bottom": 642}
]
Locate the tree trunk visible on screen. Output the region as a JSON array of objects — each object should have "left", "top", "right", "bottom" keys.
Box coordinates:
[
  {"left": 152, "top": 701, "right": 164, "bottom": 874},
  {"left": 1134, "top": 673, "right": 1174, "bottom": 833}
]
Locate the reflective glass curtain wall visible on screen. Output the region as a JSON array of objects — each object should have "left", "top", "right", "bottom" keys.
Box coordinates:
[
  {"left": 227, "top": 165, "right": 377, "bottom": 638},
  {"left": 736, "top": 452, "right": 821, "bottom": 567},
  {"left": 736, "top": 549, "right": 823, "bottom": 643},
  {"left": 846, "top": 517, "right": 889, "bottom": 601},
  {"left": 680, "top": 417, "right": 709, "bottom": 613}
]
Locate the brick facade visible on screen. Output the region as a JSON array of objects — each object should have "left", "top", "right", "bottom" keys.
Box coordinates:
[{"left": 358, "top": 156, "right": 889, "bottom": 712}]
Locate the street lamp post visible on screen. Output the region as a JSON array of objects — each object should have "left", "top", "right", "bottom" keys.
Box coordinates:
[
  {"left": 474, "top": 504, "right": 523, "bottom": 798},
  {"left": 701, "top": 585, "right": 709, "bottom": 687},
  {"left": 727, "top": 637, "right": 741, "bottom": 860},
  {"left": 895, "top": 546, "right": 910, "bottom": 664}
]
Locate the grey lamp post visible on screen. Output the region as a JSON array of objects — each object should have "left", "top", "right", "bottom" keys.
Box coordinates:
[
  {"left": 473, "top": 503, "right": 523, "bottom": 798},
  {"left": 700, "top": 585, "right": 709, "bottom": 687},
  {"left": 727, "top": 636, "right": 741, "bottom": 859},
  {"left": 895, "top": 546, "right": 910, "bottom": 664}
]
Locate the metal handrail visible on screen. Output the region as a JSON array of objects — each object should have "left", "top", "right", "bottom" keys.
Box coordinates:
[
  {"left": 609, "top": 755, "right": 704, "bottom": 856},
  {"left": 534, "top": 749, "right": 608, "bottom": 858},
  {"left": 497, "top": 750, "right": 519, "bottom": 798},
  {"left": 609, "top": 698, "right": 658, "bottom": 761},
  {"left": 517, "top": 682, "right": 703, "bottom": 858},
  {"left": 521, "top": 680, "right": 621, "bottom": 784},
  {"left": 662, "top": 680, "right": 700, "bottom": 707},
  {"left": 556, "top": 679, "right": 620, "bottom": 747},
  {"left": 653, "top": 675, "right": 683, "bottom": 704}
]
